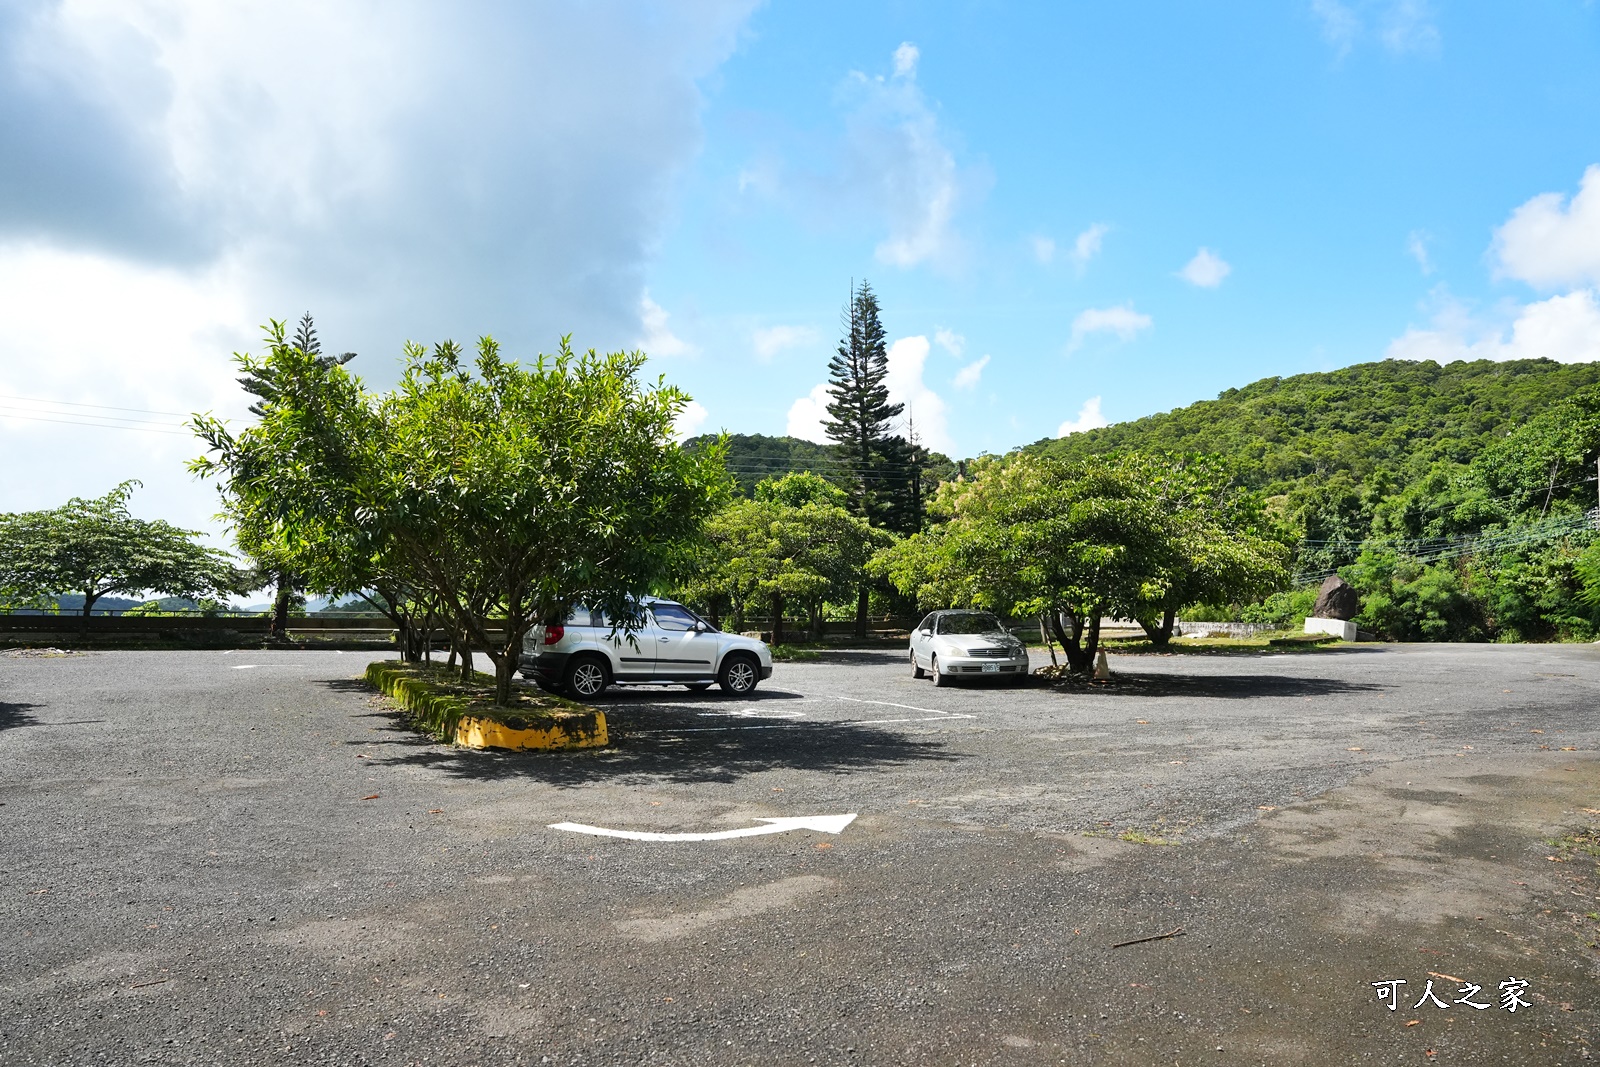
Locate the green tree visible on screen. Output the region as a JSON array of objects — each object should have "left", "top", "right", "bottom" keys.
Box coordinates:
[
  {"left": 824, "top": 280, "right": 902, "bottom": 520},
  {"left": 1126, "top": 454, "right": 1291, "bottom": 647},
  {"left": 0, "top": 481, "right": 242, "bottom": 624},
  {"left": 873, "top": 454, "right": 1177, "bottom": 673},
  {"left": 682, "top": 473, "right": 885, "bottom": 642},
  {"left": 194, "top": 322, "right": 726, "bottom": 705}
]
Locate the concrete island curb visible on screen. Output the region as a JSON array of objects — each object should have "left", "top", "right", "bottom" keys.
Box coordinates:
[{"left": 362, "top": 660, "right": 608, "bottom": 751}]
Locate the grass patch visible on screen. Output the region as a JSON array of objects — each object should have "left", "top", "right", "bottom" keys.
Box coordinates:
[
  {"left": 1099, "top": 631, "right": 1347, "bottom": 655},
  {"left": 363, "top": 660, "right": 600, "bottom": 745},
  {"left": 769, "top": 644, "right": 821, "bottom": 662}
]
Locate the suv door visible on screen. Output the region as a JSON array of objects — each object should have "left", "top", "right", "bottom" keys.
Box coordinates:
[
  {"left": 592, "top": 607, "right": 655, "bottom": 680},
  {"left": 649, "top": 603, "right": 717, "bottom": 680}
]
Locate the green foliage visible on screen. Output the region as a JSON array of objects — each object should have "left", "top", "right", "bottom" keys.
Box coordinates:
[
  {"left": 681, "top": 472, "right": 887, "bottom": 636},
  {"left": 1344, "top": 552, "right": 1485, "bottom": 641},
  {"left": 363, "top": 659, "right": 599, "bottom": 744},
  {"left": 0, "top": 481, "right": 243, "bottom": 616},
  {"left": 1032, "top": 357, "right": 1600, "bottom": 498},
  {"left": 195, "top": 321, "right": 725, "bottom": 705},
  {"left": 874, "top": 452, "right": 1290, "bottom": 667}
]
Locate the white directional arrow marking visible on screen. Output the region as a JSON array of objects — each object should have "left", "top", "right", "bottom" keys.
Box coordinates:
[{"left": 548, "top": 813, "right": 857, "bottom": 842}]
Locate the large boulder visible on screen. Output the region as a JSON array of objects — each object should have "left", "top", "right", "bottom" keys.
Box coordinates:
[{"left": 1313, "top": 575, "right": 1360, "bottom": 620}]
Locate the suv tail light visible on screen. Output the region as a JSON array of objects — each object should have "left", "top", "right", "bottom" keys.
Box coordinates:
[{"left": 542, "top": 624, "right": 564, "bottom": 646}]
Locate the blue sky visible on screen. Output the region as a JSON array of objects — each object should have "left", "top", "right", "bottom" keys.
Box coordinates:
[{"left": 1, "top": 1, "right": 1599, "bottom": 533}]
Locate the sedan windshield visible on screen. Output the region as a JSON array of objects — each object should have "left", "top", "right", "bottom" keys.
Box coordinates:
[{"left": 937, "top": 613, "right": 1005, "bottom": 635}]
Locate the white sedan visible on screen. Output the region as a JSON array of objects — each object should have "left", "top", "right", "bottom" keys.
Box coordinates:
[{"left": 909, "top": 609, "right": 1030, "bottom": 686}]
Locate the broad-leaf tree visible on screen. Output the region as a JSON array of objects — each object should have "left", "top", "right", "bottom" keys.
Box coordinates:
[
  {"left": 873, "top": 453, "right": 1180, "bottom": 672},
  {"left": 195, "top": 323, "right": 726, "bottom": 705},
  {"left": 0, "top": 481, "right": 242, "bottom": 622}
]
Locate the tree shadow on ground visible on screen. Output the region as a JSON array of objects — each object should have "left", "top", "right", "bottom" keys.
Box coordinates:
[
  {"left": 340, "top": 684, "right": 961, "bottom": 786},
  {"left": 1048, "top": 673, "right": 1395, "bottom": 700},
  {"left": 0, "top": 702, "right": 42, "bottom": 732}
]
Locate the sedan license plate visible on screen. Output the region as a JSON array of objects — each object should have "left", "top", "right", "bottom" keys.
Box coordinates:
[{"left": 981, "top": 663, "right": 1000, "bottom": 673}]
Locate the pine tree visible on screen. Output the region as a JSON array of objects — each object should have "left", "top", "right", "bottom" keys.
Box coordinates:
[{"left": 823, "top": 281, "right": 903, "bottom": 525}]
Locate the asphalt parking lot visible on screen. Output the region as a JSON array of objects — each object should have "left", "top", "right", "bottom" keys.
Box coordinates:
[{"left": 2, "top": 644, "right": 1597, "bottom": 1065}]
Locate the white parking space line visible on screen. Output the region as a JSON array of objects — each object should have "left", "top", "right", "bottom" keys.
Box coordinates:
[{"left": 624, "top": 693, "right": 976, "bottom": 734}]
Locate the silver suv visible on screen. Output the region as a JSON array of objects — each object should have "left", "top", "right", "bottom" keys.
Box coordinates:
[{"left": 520, "top": 597, "right": 773, "bottom": 699}]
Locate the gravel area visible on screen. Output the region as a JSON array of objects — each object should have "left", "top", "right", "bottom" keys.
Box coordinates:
[{"left": 2, "top": 644, "right": 1597, "bottom": 1064}]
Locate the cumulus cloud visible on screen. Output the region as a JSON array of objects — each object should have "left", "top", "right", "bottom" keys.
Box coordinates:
[
  {"left": 952, "top": 354, "right": 990, "bottom": 390},
  {"left": 672, "top": 399, "right": 708, "bottom": 442},
  {"left": 934, "top": 327, "right": 965, "bottom": 357},
  {"left": 1067, "top": 304, "right": 1153, "bottom": 352},
  {"left": 893, "top": 41, "right": 919, "bottom": 77},
  {"left": 752, "top": 324, "right": 817, "bottom": 361},
  {"left": 1386, "top": 288, "right": 1600, "bottom": 365},
  {"left": 638, "top": 293, "right": 693, "bottom": 357},
  {"left": 786, "top": 383, "right": 832, "bottom": 444},
  {"left": 883, "top": 335, "right": 952, "bottom": 451},
  {"left": 1178, "top": 247, "right": 1231, "bottom": 288},
  {"left": 1030, "top": 235, "right": 1056, "bottom": 265},
  {"left": 1057, "top": 396, "right": 1108, "bottom": 437},
  {"left": 0, "top": 0, "right": 756, "bottom": 525},
  {"left": 1493, "top": 164, "right": 1600, "bottom": 290}
]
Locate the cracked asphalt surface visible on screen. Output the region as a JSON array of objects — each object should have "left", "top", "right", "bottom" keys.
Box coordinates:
[{"left": 2, "top": 644, "right": 1597, "bottom": 1065}]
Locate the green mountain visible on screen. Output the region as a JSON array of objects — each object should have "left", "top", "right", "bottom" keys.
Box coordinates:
[
  {"left": 1028, "top": 358, "right": 1600, "bottom": 498},
  {"left": 684, "top": 432, "right": 958, "bottom": 496}
]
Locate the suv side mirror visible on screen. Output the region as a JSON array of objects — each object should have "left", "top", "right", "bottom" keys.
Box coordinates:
[{"left": 692, "top": 620, "right": 708, "bottom": 633}]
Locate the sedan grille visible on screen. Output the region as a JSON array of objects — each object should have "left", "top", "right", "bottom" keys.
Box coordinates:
[{"left": 965, "top": 647, "right": 1011, "bottom": 658}]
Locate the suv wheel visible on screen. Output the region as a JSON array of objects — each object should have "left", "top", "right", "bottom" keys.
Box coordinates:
[
  {"left": 563, "top": 655, "right": 610, "bottom": 699},
  {"left": 718, "top": 654, "right": 760, "bottom": 695}
]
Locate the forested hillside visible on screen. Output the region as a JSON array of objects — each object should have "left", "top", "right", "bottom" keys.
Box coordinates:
[
  {"left": 684, "top": 432, "right": 957, "bottom": 498},
  {"left": 1023, "top": 358, "right": 1600, "bottom": 642},
  {"left": 1029, "top": 358, "right": 1600, "bottom": 497}
]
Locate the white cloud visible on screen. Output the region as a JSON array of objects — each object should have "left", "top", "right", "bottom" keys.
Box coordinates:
[
  {"left": 1386, "top": 288, "right": 1600, "bottom": 365},
  {"left": 1493, "top": 164, "right": 1600, "bottom": 290},
  {"left": 638, "top": 293, "right": 693, "bottom": 357},
  {"left": 952, "top": 354, "right": 990, "bottom": 391},
  {"left": 752, "top": 324, "right": 817, "bottom": 361},
  {"left": 1406, "top": 230, "right": 1434, "bottom": 275},
  {"left": 786, "top": 383, "right": 832, "bottom": 444},
  {"left": 934, "top": 327, "right": 965, "bottom": 357},
  {"left": 1311, "top": 0, "right": 1360, "bottom": 57},
  {"left": 1057, "top": 396, "right": 1109, "bottom": 437},
  {"left": 893, "top": 42, "right": 919, "bottom": 78},
  {"left": 0, "top": 0, "right": 758, "bottom": 525},
  {"left": 1178, "top": 247, "right": 1231, "bottom": 288},
  {"left": 1312, "top": 0, "right": 1439, "bottom": 56},
  {"left": 883, "top": 335, "right": 952, "bottom": 451},
  {"left": 672, "top": 399, "right": 708, "bottom": 442},
  {"left": 1378, "top": 0, "right": 1440, "bottom": 55},
  {"left": 1030, "top": 235, "right": 1056, "bottom": 265},
  {"left": 1067, "top": 304, "right": 1153, "bottom": 352},
  {"left": 838, "top": 46, "right": 966, "bottom": 271},
  {"left": 1069, "top": 223, "right": 1111, "bottom": 273}
]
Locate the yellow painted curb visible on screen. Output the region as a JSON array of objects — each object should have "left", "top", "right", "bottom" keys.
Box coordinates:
[{"left": 454, "top": 712, "right": 608, "bottom": 752}]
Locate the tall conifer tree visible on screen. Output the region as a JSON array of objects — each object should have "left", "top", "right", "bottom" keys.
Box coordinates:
[{"left": 824, "top": 281, "right": 902, "bottom": 525}]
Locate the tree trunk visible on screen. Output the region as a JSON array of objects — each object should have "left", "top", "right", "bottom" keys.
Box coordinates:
[
  {"left": 770, "top": 592, "right": 785, "bottom": 645},
  {"left": 270, "top": 575, "right": 292, "bottom": 641},
  {"left": 1082, "top": 612, "right": 1103, "bottom": 668},
  {"left": 494, "top": 657, "right": 513, "bottom": 707},
  {"left": 80, "top": 587, "right": 98, "bottom": 637},
  {"left": 1050, "top": 609, "right": 1093, "bottom": 674},
  {"left": 854, "top": 584, "right": 868, "bottom": 639},
  {"left": 1038, "top": 612, "right": 1058, "bottom": 667},
  {"left": 1138, "top": 608, "right": 1176, "bottom": 649}
]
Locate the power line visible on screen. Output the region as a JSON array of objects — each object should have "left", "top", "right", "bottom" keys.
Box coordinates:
[
  {"left": 0, "top": 410, "right": 193, "bottom": 436},
  {"left": 0, "top": 392, "right": 194, "bottom": 417}
]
